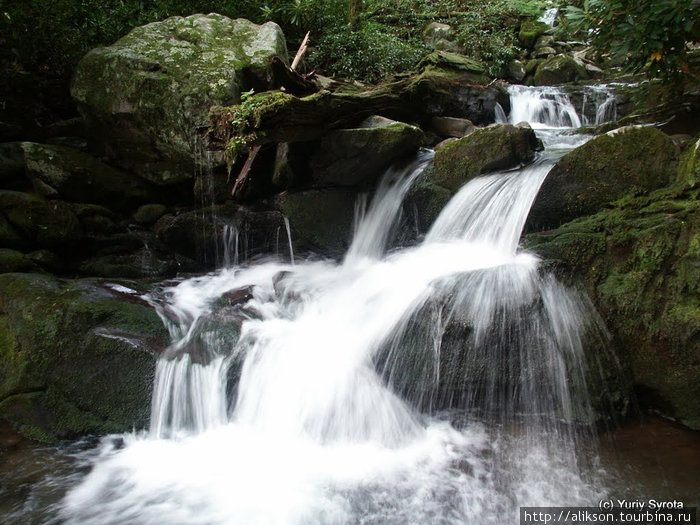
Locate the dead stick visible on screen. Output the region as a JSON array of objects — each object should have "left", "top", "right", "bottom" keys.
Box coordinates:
[
  {"left": 231, "top": 145, "right": 261, "bottom": 197},
  {"left": 291, "top": 31, "right": 310, "bottom": 71}
]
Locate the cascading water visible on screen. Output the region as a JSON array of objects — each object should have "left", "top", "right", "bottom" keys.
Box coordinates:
[{"left": 55, "top": 87, "right": 621, "bottom": 524}]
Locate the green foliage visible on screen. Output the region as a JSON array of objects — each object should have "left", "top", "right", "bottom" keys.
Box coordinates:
[
  {"left": 1, "top": 0, "right": 551, "bottom": 85},
  {"left": 360, "top": 0, "right": 541, "bottom": 77},
  {"left": 310, "top": 23, "right": 427, "bottom": 82},
  {"left": 564, "top": 0, "right": 699, "bottom": 86}
]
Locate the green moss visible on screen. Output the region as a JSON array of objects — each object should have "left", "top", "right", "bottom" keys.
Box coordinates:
[
  {"left": 518, "top": 20, "right": 549, "bottom": 49},
  {"left": 527, "top": 184, "right": 699, "bottom": 428},
  {"left": 0, "top": 273, "right": 166, "bottom": 441},
  {"left": 532, "top": 55, "right": 587, "bottom": 85},
  {"left": 429, "top": 124, "right": 539, "bottom": 191},
  {"left": 677, "top": 137, "right": 700, "bottom": 188}
]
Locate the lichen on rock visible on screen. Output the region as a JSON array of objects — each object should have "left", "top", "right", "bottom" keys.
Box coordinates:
[{"left": 71, "top": 14, "right": 288, "bottom": 185}]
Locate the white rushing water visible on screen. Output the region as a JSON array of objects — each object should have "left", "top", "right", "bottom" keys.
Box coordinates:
[{"left": 57, "top": 86, "right": 619, "bottom": 524}]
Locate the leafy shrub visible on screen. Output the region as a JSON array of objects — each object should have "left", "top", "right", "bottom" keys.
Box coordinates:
[
  {"left": 309, "top": 22, "right": 427, "bottom": 82},
  {"left": 565, "top": 0, "right": 699, "bottom": 87}
]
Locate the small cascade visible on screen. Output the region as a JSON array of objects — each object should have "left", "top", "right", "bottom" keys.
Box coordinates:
[
  {"left": 539, "top": 6, "right": 558, "bottom": 26},
  {"left": 503, "top": 84, "right": 618, "bottom": 130},
  {"left": 283, "top": 216, "right": 295, "bottom": 265},
  {"left": 222, "top": 223, "right": 239, "bottom": 268},
  {"left": 507, "top": 85, "right": 582, "bottom": 128},
  {"left": 345, "top": 150, "right": 433, "bottom": 264},
  {"left": 581, "top": 84, "right": 618, "bottom": 126}
]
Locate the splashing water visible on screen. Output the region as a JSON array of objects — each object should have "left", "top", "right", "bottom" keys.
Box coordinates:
[{"left": 55, "top": 89, "right": 620, "bottom": 524}]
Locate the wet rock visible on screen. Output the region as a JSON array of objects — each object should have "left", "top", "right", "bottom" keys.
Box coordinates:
[
  {"left": 0, "top": 273, "right": 168, "bottom": 441},
  {"left": 221, "top": 285, "right": 255, "bottom": 307},
  {"left": 275, "top": 188, "right": 358, "bottom": 256},
  {"left": 518, "top": 20, "right": 549, "bottom": 49},
  {"left": 133, "top": 204, "right": 167, "bottom": 225},
  {"left": 427, "top": 124, "right": 542, "bottom": 192},
  {"left": 22, "top": 142, "right": 156, "bottom": 211},
  {"left": 418, "top": 51, "right": 489, "bottom": 85},
  {"left": 310, "top": 116, "right": 425, "bottom": 187},
  {"left": 156, "top": 204, "right": 287, "bottom": 269},
  {"left": 528, "top": 126, "right": 678, "bottom": 231},
  {"left": 533, "top": 55, "right": 588, "bottom": 85},
  {"left": 71, "top": 14, "right": 288, "bottom": 185},
  {"left": 526, "top": 186, "right": 699, "bottom": 429},
  {"left": 0, "top": 249, "right": 36, "bottom": 273},
  {"left": 430, "top": 116, "right": 476, "bottom": 138},
  {"left": 506, "top": 59, "right": 526, "bottom": 82},
  {"left": 423, "top": 22, "right": 462, "bottom": 53},
  {"left": 533, "top": 46, "right": 557, "bottom": 59},
  {"left": 0, "top": 191, "right": 83, "bottom": 250}
]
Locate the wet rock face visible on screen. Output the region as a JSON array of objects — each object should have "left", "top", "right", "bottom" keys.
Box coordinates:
[
  {"left": 71, "top": 14, "right": 288, "bottom": 185},
  {"left": 525, "top": 185, "right": 699, "bottom": 429},
  {"left": 0, "top": 273, "right": 169, "bottom": 441},
  {"left": 527, "top": 126, "right": 678, "bottom": 231},
  {"left": 22, "top": 142, "right": 156, "bottom": 211},
  {"left": 426, "top": 123, "right": 542, "bottom": 192},
  {"left": 310, "top": 116, "right": 426, "bottom": 187}
]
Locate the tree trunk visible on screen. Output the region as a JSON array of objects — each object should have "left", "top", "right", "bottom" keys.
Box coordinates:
[{"left": 349, "top": 0, "right": 362, "bottom": 31}]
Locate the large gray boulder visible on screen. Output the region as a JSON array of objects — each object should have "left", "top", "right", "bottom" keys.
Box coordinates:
[{"left": 71, "top": 14, "right": 288, "bottom": 185}]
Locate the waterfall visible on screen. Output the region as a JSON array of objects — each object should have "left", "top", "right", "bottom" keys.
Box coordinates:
[
  {"left": 59, "top": 88, "right": 617, "bottom": 524},
  {"left": 503, "top": 84, "right": 617, "bottom": 130}
]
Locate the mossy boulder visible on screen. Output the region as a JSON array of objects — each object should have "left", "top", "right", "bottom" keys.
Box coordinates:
[
  {"left": 528, "top": 127, "right": 678, "bottom": 231},
  {"left": 427, "top": 124, "right": 541, "bottom": 192},
  {"left": 133, "top": 203, "right": 167, "bottom": 225},
  {"left": 518, "top": 20, "right": 550, "bottom": 49},
  {"left": 526, "top": 186, "right": 699, "bottom": 429},
  {"left": 275, "top": 188, "right": 358, "bottom": 256},
  {"left": 0, "top": 273, "right": 169, "bottom": 441},
  {"left": 678, "top": 137, "right": 700, "bottom": 187},
  {"left": 0, "top": 249, "right": 36, "bottom": 273},
  {"left": 532, "top": 55, "right": 588, "bottom": 85},
  {"left": 417, "top": 51, "right": 489, "bottom": 85},
  {"left": 310, "top": 116, "right": 426, "bottom": 187},
  {"left": 71, "top": 14, "right": 288, "bottom": 185},
  {"left": 22, "top": 142, "right": 156, "bottom": 211},
  {"left": 0, "top": 191, "right": 83, "bottom": 250}
]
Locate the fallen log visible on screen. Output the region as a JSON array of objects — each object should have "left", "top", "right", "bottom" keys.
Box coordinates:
[{"left": 208, "top": 67, "right": 508, "bottom": 158}]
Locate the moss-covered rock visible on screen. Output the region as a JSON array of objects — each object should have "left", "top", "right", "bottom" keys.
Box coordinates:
[
  {"left": 417, "top": 51, "right": 489, "bottom": 85},
  {"left": 0, "top": 191, "right": 83, "bottom": 250},
  {"left": 427, "top": 124, "right": 541, "bottom": 192},
  {"left": 677, "top": 136, "right": 700, "bottom": 188},
  {"left": 133, "top": 203, "right": 167, "bottom": 225},
  {"left": 526, "top": 186, "right": 699, "bottom": 429},
  {"left": 71, "top": 14, "right": 288, "bottom": 185},
  {"left": 275, "top": 188, "right": 358, "bottom": 256},
  {"left": 528, "top": 126, "right": 679, "bottom": 231},
  {"left": 22, "top": 142, "right": 156, "bottom": 211},
  {"left": 310, "top": 116, "right": 426, "bottom": 187},
  {"left": 0, "top": 249, "right": 36, "bottom": 273},
  {"left": 532, "top": 55, "right": 588, "bottom": 85},
  {"left": 518, "top": 20, "right": 550, "bottom": 49},
  {"left": 0, "top": 273, "right": 169, "bottom": 441}
]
